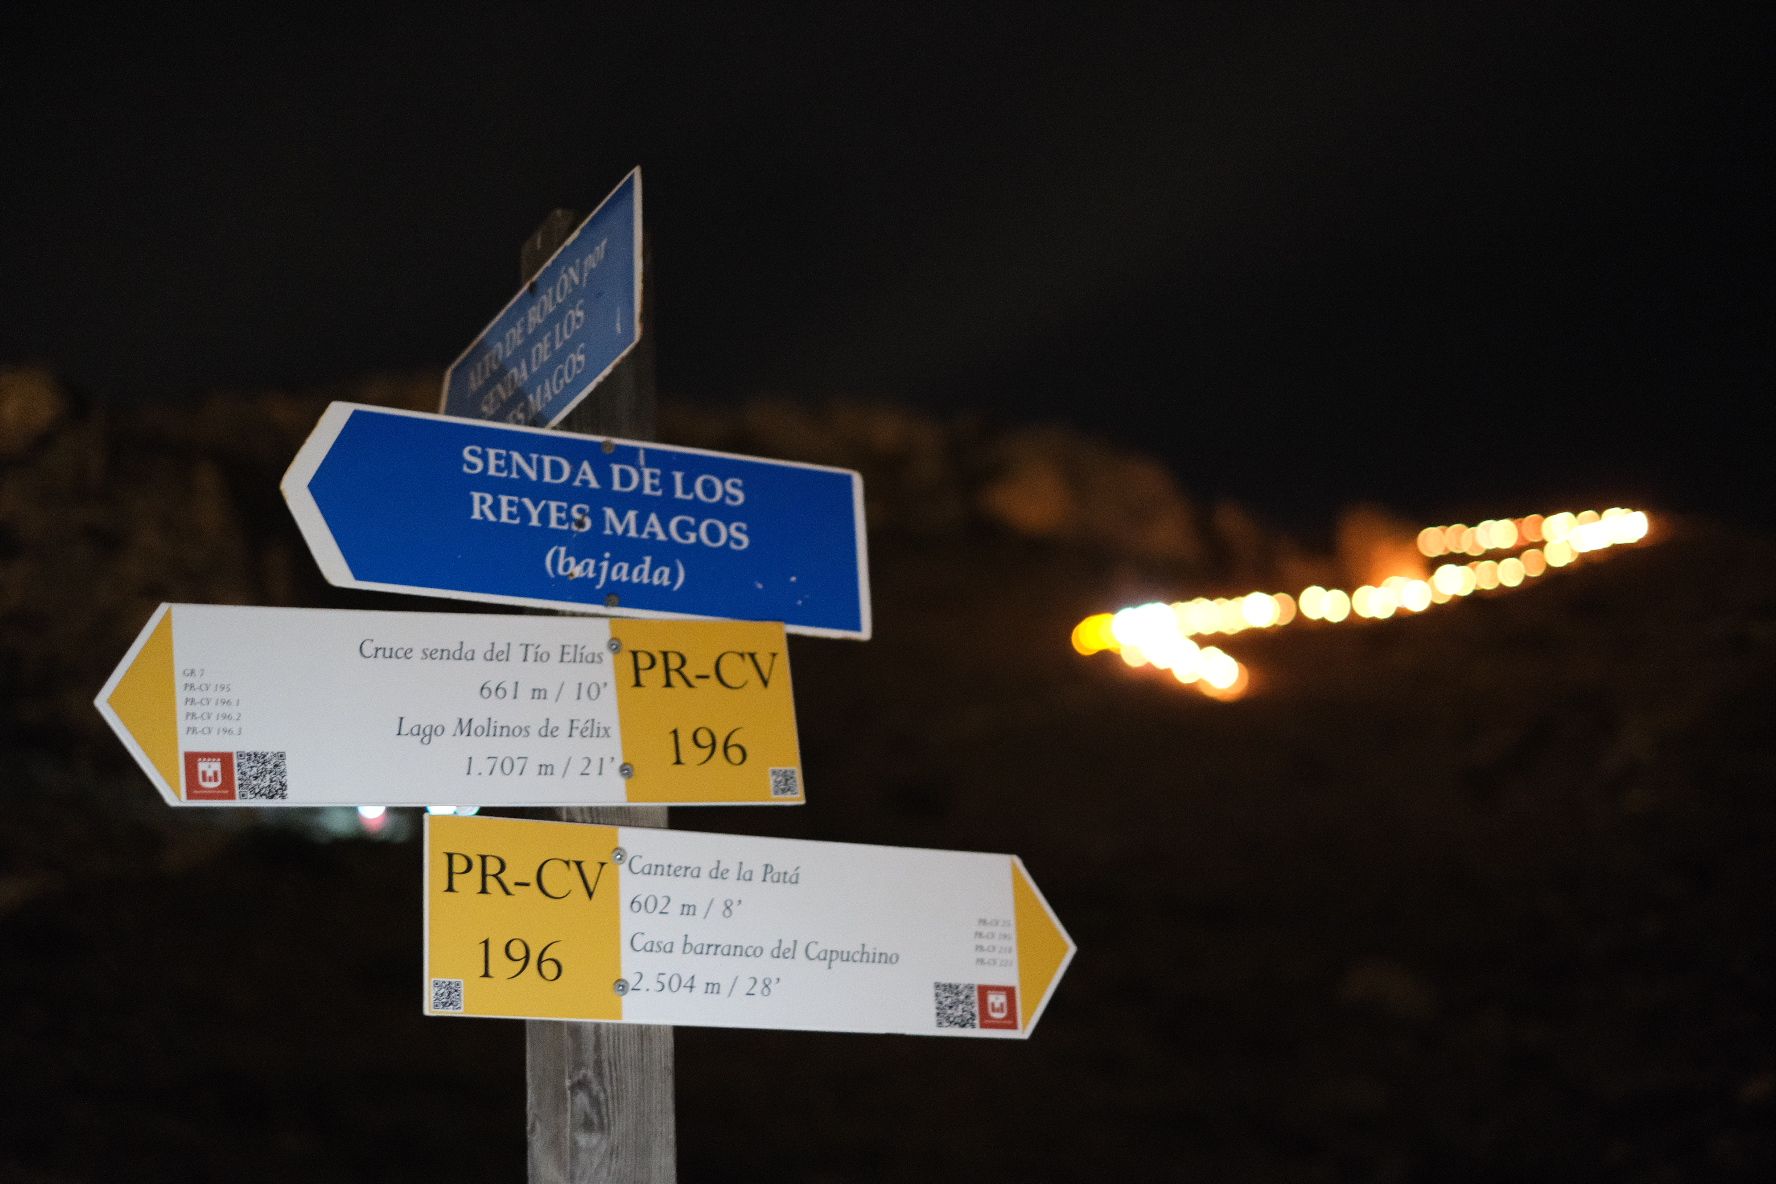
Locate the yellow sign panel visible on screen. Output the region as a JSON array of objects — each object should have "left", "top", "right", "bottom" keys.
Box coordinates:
[
  {"left": 424, "top": 814, "right": 1076, "bottom": 1038},
  {"left": 610, "top": 619, "right": 801, "bottom": 805},
  {"left": 426, "top": 816, "right": 625, "bottom": 1022}
]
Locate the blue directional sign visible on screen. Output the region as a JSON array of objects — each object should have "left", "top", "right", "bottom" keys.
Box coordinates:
[
  {"left": 282, "top": 404, "right": 871, "bottom": 639},
  {"left": 441, "top": 168, "right": 642, "bottom": 428}
]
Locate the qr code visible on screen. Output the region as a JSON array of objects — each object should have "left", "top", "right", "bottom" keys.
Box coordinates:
[
  {"left": 934, "top": 982, "right": 977, "bottom": 1029},
  {"left": 769, "top": 767, "right": 800, "bottom": 798},
  {"left": 236, "top": 751, "right": 288, "bottom": 800},
  {"left": 431, "top": 978, "right": 464, "bottom": 1012}
]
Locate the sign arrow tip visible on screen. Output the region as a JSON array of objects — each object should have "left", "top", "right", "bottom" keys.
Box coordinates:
[
  {"left": 1012, "top": 858, "right": 1076, "bottom": 1034},
  {"left": 99, "top": 606, "right": 180, "bottom": 800}
]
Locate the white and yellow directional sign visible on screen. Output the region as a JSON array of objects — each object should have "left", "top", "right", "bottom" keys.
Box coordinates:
[
  {"left": 423, "top": 814, "right": 1075, "bottom": 1038},
  {"left": 94, "top": 604, "right": 802, "bottom": 807}
]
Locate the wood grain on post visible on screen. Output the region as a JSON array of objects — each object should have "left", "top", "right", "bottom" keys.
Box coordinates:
[{"left": 521, "top": 209, "right": 678, "bottom": 1184}]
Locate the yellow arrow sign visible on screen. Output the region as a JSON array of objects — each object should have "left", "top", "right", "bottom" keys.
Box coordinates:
[
  {"left": 95, "top": 604, "right": 803, "bottom": 807},
  {"left": 423, "top": 813, "right": 1076, "bottom": 1037}
]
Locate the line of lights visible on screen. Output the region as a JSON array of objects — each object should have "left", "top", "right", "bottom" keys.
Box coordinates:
[{"left": 1071, "top": 507, "right": 1651, "bottom": 701}]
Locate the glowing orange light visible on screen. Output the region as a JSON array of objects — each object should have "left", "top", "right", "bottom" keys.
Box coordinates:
[
  {"left": 1199, "top": 646, "right": 1241, "bottom": 691},
  {"left": 1570, "top": 520, "right": 1609, "bottom": 552},
  {"left": 1071, "top": 613, "right": 1115, "bottom": 654},
  {"left": 1199, "top": 661, "right": 1250, "bottom": 701},
  {"left": 1299, "top": 586, "right": 1327, "bottom": 620},
  {"left": 1240, "top": 591, "right": 1280, "bottom": 628},
  {"left": 1179, "top": 598, "right": 1213, "bottom": 635}
]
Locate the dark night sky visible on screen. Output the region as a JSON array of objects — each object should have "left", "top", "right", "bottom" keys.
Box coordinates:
[{"left": 2, "top": 2, "right": 1769, "bottom": 527}]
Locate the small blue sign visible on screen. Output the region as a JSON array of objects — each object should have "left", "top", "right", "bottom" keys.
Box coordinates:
[
  {"left": 283, "top": 404, "right": 871, "bottom": 639},
  {"left": 441, "top": 169, "right": 642, "bottom": 428}
]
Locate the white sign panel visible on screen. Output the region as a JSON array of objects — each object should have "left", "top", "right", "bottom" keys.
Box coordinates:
[
  {"left": 424, "top": 814, "right": 1076, "bottom": 1038},
  {"left": 95, "top": 604, "right": 803, "bottom": 807}
]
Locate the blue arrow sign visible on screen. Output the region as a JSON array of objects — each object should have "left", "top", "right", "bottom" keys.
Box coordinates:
[
  {"left": 282, "top": 404, "right": 871, "bottom": 639},
  {"left": 440, "top": 169, "right": 642, "bottom": 428}
]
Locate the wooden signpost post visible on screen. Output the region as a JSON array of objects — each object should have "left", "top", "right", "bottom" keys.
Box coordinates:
[{"left": 518, "top": 203, "right": 675, "bottom": 1183}]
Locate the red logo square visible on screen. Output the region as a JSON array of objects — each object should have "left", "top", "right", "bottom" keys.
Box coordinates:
[
  {"left": 184, "top": 752, "right": 236, "bottom": 801},
  {"left": 978, "top": 984, "right": 1018, "bottom": 1030}
]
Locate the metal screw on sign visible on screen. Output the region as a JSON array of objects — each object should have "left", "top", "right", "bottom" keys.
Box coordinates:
[
  {"left": 607, "top": 637, "right": 623, "bottom": 654},
  {"left": 618, "top": 763, "right": 634, "bottom": 779},
  {"left": 612, "top": 978, "right": 631, "bottom": 996},
  {"left": 611, "top": 847, "right": 627, "bottom": 864}
]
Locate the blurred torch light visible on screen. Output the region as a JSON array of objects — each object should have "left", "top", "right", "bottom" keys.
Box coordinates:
[{"left": 1071, "top": 505, "right": 1652, "bottom": 700}]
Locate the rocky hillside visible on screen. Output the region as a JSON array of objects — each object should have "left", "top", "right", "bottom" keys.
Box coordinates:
[{"left": 3, "top": 365, "right": 1771, "bottom": 1182}]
